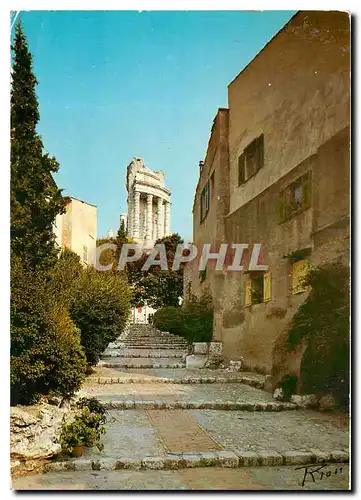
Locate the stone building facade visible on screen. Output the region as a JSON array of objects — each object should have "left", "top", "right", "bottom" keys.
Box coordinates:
[
  {"left": 126, "top": 158, "right": 171, "bottom": 247},
  {"left": 185, "top": 11, "right": 350, "bottom": 386},
  {"left": 54, "top": 196, "right": 97, "bottom": 266}
]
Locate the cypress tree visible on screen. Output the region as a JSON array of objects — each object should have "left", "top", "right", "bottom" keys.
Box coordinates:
[
  {"left": 117, "top": 218, "right": 127, "bottom": 240},
  {"left": 11, "top": 21, "right": 64, "bottom": 270}
]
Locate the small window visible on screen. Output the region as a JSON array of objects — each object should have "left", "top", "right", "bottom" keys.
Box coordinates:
[
  {"left": 200, "top": 180, "right": 211, "bottom": 222},
  {"left": 292, "top": 260, "right": 309, "bottom": 294},
  {"left": 83, "top": 245, "right": 88, "bottom": 263},
  {"left": 245, "top": 271, "right": 271, "bottom": 306},
  {"left": 238, "top": 134, "right": 264, "bottom": 185},
  {"left": 279, "top": 172, "right": 312, "bottom": 222}
]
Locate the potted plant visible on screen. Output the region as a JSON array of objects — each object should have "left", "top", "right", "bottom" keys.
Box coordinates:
[
  {"left": 59, "top": 418, "right": 88, "bottom": 457},
  {"left": 58, "top": 399, "right": 107, "bottom": 457}
]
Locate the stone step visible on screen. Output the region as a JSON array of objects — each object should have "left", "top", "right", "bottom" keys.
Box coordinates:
[
  {"left": 41, "top": 449, "right": 349, "bottom": 474},
  {"left": 102, "top": 351, "right": 186, "bottom": 359},
  {"left": 121, "top": 344, "right": 188, "bottom": 349},
  {"left": 120, "top": 344, "right": 188, "bottom": 349},
  {"left": 91, "top": 375, "right": 264, "bottom": 387},
  {"left": 123, "top": 337, "right": 188, "bottom": 343},
  {"left": 102, "top": 400, "right": 298, "bottom": 411},
  {"left": 99, "top": 361, "right": 186, "bottom": 369}
]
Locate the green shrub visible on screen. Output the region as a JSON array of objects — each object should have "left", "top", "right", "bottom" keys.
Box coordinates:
[
  {"left": 182, "top": 292, "right": 213, "bottom": 342},
  {"left": 287, "top": 262, "right": 349, "bottom": 407},
  {"left": 11, "top": 257, "right": 87, "bottom": 405},
  {"left": 153, "top": 306, "right": 183, "bottom": 335},
  {"left": 154, "top": 291, "right": 214, "bottom": 343},
  {"left": 281, "top": 374, "right": 298, "bottom": 401},
  {"left": 70, "top": 268, "right": 132, "bottom": 365},
  {"left": 76, "top": 397, "right": 107, "bottom": 424}
]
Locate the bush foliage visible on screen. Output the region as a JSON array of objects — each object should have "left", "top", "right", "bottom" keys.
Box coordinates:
[
  {"left": 153, "top": 290, "right": 214, "bottom": 343},
  {"left": 11, "top": 257, "right": 87, "bottom": 405},
  {"left": 287, "top": 262, "right": 350, "bottom": 407},
  {"left": 69, "top": 267, "right": 132, "bottom": 365}
]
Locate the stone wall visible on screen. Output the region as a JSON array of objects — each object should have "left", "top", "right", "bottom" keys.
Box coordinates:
[
  {"left": 189, "top": 11, "right": 350, "bottom": 386},
  {"left": 220, "top": 127, "right": 349, "bottom": 375},
  {"left": 11, "top": 401, "right": 74, "bottom": 467},
  {"left": 227, "top": 11, "right": 350, "bottom": 215}
]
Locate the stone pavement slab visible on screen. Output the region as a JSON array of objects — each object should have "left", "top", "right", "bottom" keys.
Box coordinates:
[
  {"left": 103, "top": 348, "right": 186, "bottom": 358},
  {"left": 99, "top": 357, "right": 185, "bottom": 368},
  {"left": 191, "top": 409, "right": 349, "bottom": 454},
  {"left": 90, "top": 366, "right": 265, "bottom": 384},
  {"left": 81, "top": 410, "right": 165, "bottom": 460},
  {"left": 146, "top": 409, "right": 222, "bottom": 453},
  {"left": 12, "top": 464, "right": 350, "bottom": 490},
  {"left": 79, "top": 381, "right": 274, "bottom": 405}
]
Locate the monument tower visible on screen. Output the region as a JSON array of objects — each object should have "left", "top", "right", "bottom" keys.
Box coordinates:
[{"left": 126, "top": 158, "right": 171, "bottom": 247}]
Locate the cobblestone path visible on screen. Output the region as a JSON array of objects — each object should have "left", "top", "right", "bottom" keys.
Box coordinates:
[{"left": 12, "top": 324, "right": 350, "bottom": 491}]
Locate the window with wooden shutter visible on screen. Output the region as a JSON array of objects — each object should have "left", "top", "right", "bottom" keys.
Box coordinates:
[
  {"left": 280, "top": 171, "right": 312, "bottom": 222},
  {"left": 263, "top": 272, "right": 271, "bottom": 302},
  {"left": 279, "top": 188, "right": 286, "bottom": 222},
  {"left": 238, "top": 134, "right": 264, "bottom": 185},
  {"left": 238, "top": 153, "right": 245, "bottom": 185},
  {"left": 200, "top": 180, "right": 211, "bottom": 222},
  {"left": 302, "top": 171, "right": 312, "bottom": 209},
  {"left": 292, "top": 260, "right": 309, "bottom": 294},
  {"left": 245, "top": 279, "right": 252, "bottom": 307}
]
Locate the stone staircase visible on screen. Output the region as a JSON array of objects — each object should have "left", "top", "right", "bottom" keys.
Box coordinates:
[
  {"left": 100, "top": 324, "right": 190, "bottom": 368},
  {"left": 29, "top": 323, "right": 349, "bottom": 482}
]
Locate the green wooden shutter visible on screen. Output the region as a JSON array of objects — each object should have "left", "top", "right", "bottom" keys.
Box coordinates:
[
  {"left": 263, "top": 272, "right": 271, "bottom": 302},
  {"left": 245, "top": 279, "right": 252, "bottom": 307}
]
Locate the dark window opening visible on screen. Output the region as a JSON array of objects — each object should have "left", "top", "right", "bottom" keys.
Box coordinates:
[
  {"left": 279, "top": 171, "right": 312, "bottom": 222},
  {"left": 238, "top": 134, "right": 264, "bottom": 185},
  {"left": 200, "top": 180, "right": 211, "bottom": 222}
]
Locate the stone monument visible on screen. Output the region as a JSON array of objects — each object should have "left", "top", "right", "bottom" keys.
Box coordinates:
[{"left": 126, "top": 157, "right": 171, "bottom": 248}]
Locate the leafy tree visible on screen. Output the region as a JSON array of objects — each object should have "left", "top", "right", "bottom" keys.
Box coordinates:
[
  {"left": 11, "top": 21, "right": 64, "bottom": 270},
  {"left": 129, "top": 233, "right": 185, "bottom": 308},
  {"left": 96, "top": 237, "right": 118, "bottom": 269}
]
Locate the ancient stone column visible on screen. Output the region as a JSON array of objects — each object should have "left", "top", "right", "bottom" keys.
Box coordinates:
[
  {"left": 127, "top": 197, "right": 133, "bottom": 236},
  {"left": 133, "top": 190, "right": 140, "bottom": 239},
  {"left": 156, "top": 197, "right": 164, "bottom": 240},
  {"left": 164, "top": 201, "right": 170, "bottom": 236},
  {"left": 146, "top": 194, "right": 153, "bottom": 242}
]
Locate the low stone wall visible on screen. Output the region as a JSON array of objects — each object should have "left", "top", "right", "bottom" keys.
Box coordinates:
[
  {"left": 186, "top": 342, "right": 223, "bottom": 368},
  {"left": 11, "top": 400, "right": 74, "bottom": 472}
]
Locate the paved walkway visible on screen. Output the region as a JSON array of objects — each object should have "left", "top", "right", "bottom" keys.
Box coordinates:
[
  {"left": 13, "top": 324, "right": 350, "bottom": 491},
  {"left": 13, "top": 465, "right": 350, "bottom": 490}
]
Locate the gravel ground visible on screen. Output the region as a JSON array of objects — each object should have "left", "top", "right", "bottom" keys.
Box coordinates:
[
  {"left": 12, "top": 464, "right": 350, "bottom": 490},
  {"left": 191, "top": 409, "right": 349, "bottom": 453}
]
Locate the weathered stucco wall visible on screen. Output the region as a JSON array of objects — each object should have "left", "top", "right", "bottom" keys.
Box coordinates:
[
  {"left": 218, "top": 126, "right": 349, "bottom": 375},
  {"left": 70, "top": 198, "right": 97, "bottom": 266},
  {"left": 227, "top": 10, "right": 350, "bottom": 216},
  {"left": 189, "top": 11, "right": 350, "bottom": 382}
]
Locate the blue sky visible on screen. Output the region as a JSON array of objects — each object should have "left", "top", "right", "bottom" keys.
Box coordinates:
[{"left": 16, "top": 10, "right": 295, "bottom": 240}]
